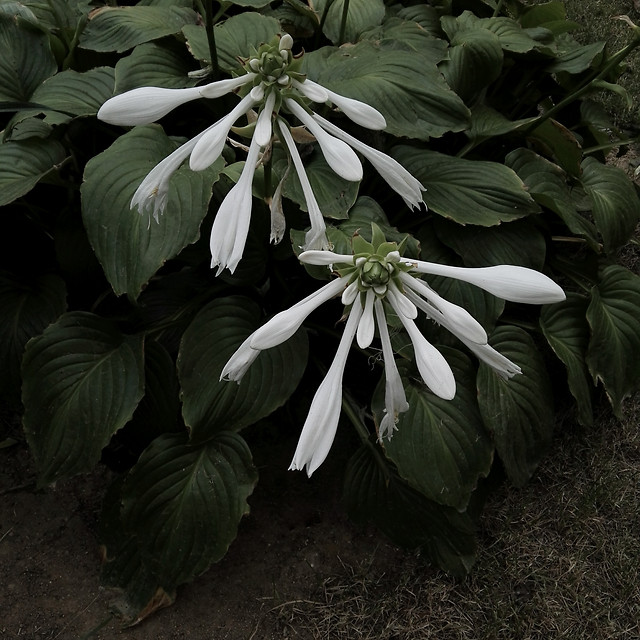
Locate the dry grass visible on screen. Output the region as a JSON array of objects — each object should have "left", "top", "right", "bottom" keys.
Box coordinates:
[{"left": 268, "top": 399, "right": 640, "bottom": 639}]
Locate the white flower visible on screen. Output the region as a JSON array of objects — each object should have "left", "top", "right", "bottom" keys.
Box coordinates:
[
  {"left": 98, "top": 34, "right": 424, "bottom": 274},
  {"left": 220, "top": 225, "right": 565, "bottom": 474}
]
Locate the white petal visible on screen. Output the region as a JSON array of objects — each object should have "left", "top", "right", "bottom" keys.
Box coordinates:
[
  {"left": 289, "top": 303, "right": 362, "bottom": 476},
  {"left": 277, "top": 121, "right": 329, "bottom": 252},
  {"left": 285, "top": 99, "right": 363, "bottom": 182},
  {"left": 190, "top": 92, "right": 258, "bottom": 171},
  {"left": 254, "top": 90, "right": 276, "bottom": 147},
  {"left": 356, "top": 289, "right": 376, "bottom": 348},
  {"left": 402, "top": 261, "right": 566, "bottom": 304},
  {"left": 313, "top": 113, "right": 424, "bottom": 209},
  {"left": 374, "top": 299, "right": 409, "bottom": 440},
  {"left": 293, "top": 78, "right": 329, "bottom": 103},
  {"left": 250, "top": 276, "right": 350, "bottom": 350},
  {"left": 198, "top": 73, "right": 256, "bottom": 99},
  {"left": 280, "top": 33, "right": 294, "bottom": 50},
  {"left": 269, "top": 168, "right": 288, "bottom": 244},
  {"left": 299, "top": 250, "right": 355, "bottom": 266},
  {"left": 304, "top": 80, "right": 386, "bottom": 130},
  {"left": 400, "top": 272, "right": 487, "bottom": 345},
  {"left": 209, "top": 134, "right": 261, "bottom": 274},
  {"left": 220, "top": 335, "right": 261, "bottom": 382},
  {"left": 341, "top": 280, "right": 359, "bottom": 305},
  {"left": 389, "top": 297, "right": 456, "bottom": 400},
  {"left": 98, "top": 86, "right": 202, "bottom": 126},
  {"left": 462, "top": 339, "right": 522, "bottom": 379},
  {"left": 386, "top": 281, "right": 418, "bottom": 320}
]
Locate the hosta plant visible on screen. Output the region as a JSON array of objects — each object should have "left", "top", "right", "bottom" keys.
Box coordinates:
[{"left": 1, "top": 0, "right": 639, "bottom": 623}]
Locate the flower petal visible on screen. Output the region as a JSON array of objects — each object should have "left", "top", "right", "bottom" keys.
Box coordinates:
[
  {"left": 312, "top": 113, "right": 424, "bottom": 209},
  {"left": 386, "top": 281, "right": 418, "bottom": 320},
  {"left": 402, "top": 261, "right": 566, "bottom": 304},
  {"left": 285, "top": 99, "right": 363, "bottom": 182},
  {"left": 289, "top": 302, "right": 362, "bottom": 476},
  {"left": 198, "top": 73, "right": 256, "bottom": 99},
  {"left": 190, "top": 92, "right": 258, "bottom": 171},
  {"left": 250, "top": 276, "right": 350, "bottom": 350},
  {"left": 356, "top": 289, "right": 376, "bottom": 348},
  {"left": 219, "top": 335, "right": 261, "bottom": 382},
  {"left": 98, "top": 86, "right": 203, "bottom": 126},
  {"left": 254, "top": 90, "right": 276, "bottom": 147},
  {"left": 299, "top": 250, "right": 355, "bottom": 266},
  {"left": 292, "top": 78, "right": 329, "bottom": 103},
  {"left": 209, "top": 134, "right": 261, "bottom": 274}
]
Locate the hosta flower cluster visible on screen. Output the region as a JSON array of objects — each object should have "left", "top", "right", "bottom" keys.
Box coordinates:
[
  {"left": 223, "top": 225, "right": 566, "bottom": 475},
  {"left": 98, "top": 33, "right": 423, "bottom": 274}
]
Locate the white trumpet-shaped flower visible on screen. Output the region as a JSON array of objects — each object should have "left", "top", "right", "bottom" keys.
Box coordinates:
[
  {"left": 98, "top": 33, "right": 424, "bottom": 273},
  {"left": 221, "top": 223, "right": 566, "bottom": 475}
]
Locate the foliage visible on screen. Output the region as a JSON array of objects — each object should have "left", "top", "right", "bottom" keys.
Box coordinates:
[{"left": 1, "top": 0, "right": 639, "bottom": 624}]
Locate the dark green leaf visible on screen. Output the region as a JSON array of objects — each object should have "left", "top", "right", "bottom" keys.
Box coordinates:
[
  {"left": 586, "top": 265, "right": 640, "bottom": 415},
  {"left": 121, "top": 431, "right": 258, "bottom": 587},
  {"left": 0, "top": 137, "right": 67, "bottom": 206},
  {"left": 22, "top": 312, "right": 145, "bottom": 486},
  {"left": 377, "top": 353, "right": 493, "bottom": 511},
  {"left": 527, "top": 118, "right": 582, "bottom": 177},
  {"left": 79, "top": 5, "right": 198, "bottom": 53},
  {"left": 81, "top": 125, "right": 222, "bottom": 298},
  {"left": 540, "top": 293, "right": 593, "bottom": 426},
  {"left": 477, "top": 325, "right": 554, "bottom": 487},
  {"left": 344, "top": 444, "right": 477, "bottom": 576},
  {"left": 547, "top": 41, "right": 605, "bottom": 74},
  {"left": 393, "top": 147, "right": 539, "bottom": 225},
  {"left": 313, "top": 0, "right": 385, "bottom": 44},
  {"left": 178, "top": 296, "right": 308, "bottom": 442}
]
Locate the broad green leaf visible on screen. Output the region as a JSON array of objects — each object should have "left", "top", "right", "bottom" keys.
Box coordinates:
[
  {"left": 303, "top": 41, "right": 470, "bottom": 140},
  {"left": 313, "top": 0, "right": 384, "bottom": 44},
  {"left": 540, "top": 293, "right": 593, "bottom": 426},
  {"left": 183, "top": 13, "right": 280, "bottom": 71},
  {"left": 0, "top": 137, "right": 67, "bottom": 206},
  {"left": 479, "top": 16, "right": 539, "bottom": 53},
  {"left": 440, "top": 28, "right": 503, "bottom": 104},
  {"left": 227, "top": 0, "right": 273, "bottom": 6},
  {"left": 466, "top": 103, "right": 535, "bottom": 143},
  {"left": 10, "top": 67, "right": 115, "bottom": 126},
  {"left": 586, "top": 265, "right": 640, "bottom": 415},
  {"left": 79, "top": 5, "right": 198, "bottom": 53},
  {"left": 520, "top": 2, "right": 580, "bottom": 35},
  {"left": 505, "top": 148, "right": 598, "bottom": 245},
  {"left": 547, "top": 41, "right": 605, "bottom": 74},
  {"left": 81, "top": 125, "right": 222, "bottom": 298},
  {"left": 22, "top": 312, "right": 145, "bottom": 486},
  {"left": 378, "top": 353, "right": 493, "bottom": 511},
  {"left": 274, "top": 147, "right": 358, "bottom": 220},
  {"left": 393, "top": 147, "right": 539, "bottom": 225},
  {"left": 0, "top": 272, "right": 66, "bottom": 401},
  {"left": 477, "top": 325, "right": 555, "bottom": 487},
  {"left": 115, "top": 41, "right": 198, "bottom": 93},
  {"left": 0, "top": 12, "right": 57, "bottom": 101},
  {"left": 121, "top": 431, "right": 258, "bottom": 586},
  {"left": 396, "top": 5, "right": 442, "bottom": 38},
  {"left": 580, "top": 157, "right": 640, "bottom": 252},
  {"left": 22, "top": 0, "right": 90, "bottom": 32},
  {"left": 359, "top": 17, "right": 449, "bottom": 61},
  {"left": 178, "top": 296, "right": 308, "bottom": 441},
  {"left": 528, "top": 118, "right": 582, "bottom": 177},
  {"left": 434, "top": 217, "right": 546, "bottom": 270},
  {"left": 344, "top": 443, "right": 477, "bottom": 576}
]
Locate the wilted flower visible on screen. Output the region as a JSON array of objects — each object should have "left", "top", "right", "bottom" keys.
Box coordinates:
[
  {"left": 97, "top": 33, "right": 424, "bottom": 274},
  {"left": 221, "top": 224, "right": 566, "bottom": 476}
]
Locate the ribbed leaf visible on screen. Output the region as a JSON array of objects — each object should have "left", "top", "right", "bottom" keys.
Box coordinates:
[
  {"left": 183, "top": 13, "right": 280, "bottom": 71},
  {"left": 313, "top": 0, "right": 385, "bottom": 44},
  {"left": 178, "top": 296, "right": 308, "bottom": 442},
  {"left": 303, "top": 41, "right": 470, "bottom": 140},
  {"left": 121, "top": 431, "right": 258, "bottom": 587},
  {"left": 394, "top": 147, "right": 539, "bottom": 225},
  {"left": 477, "top": 325, "right": 554, "bottom": 487},
  {"left": 547, "top": 41, "right": 605, "bottom": 73},
  {"left": 79, "top": 5, "right": 198, "bottom": 52},
  {"left": 506, "top": 148, "right": 598, "bottom": 245},
  {"left": 540, "top": 293, "right": 593, "bottom": 426},
  {"left": 0, "top": 137, "right": 67, "bottom": 206},
  {"left": 0, "top": 272, "right": 67, "bottom": 401},
  {"left": 81, "top": 125, "right": 222, "bottom": 298},
  {"left": 0, "top": 12, "right": 57, "bottom": 101},
  {"left": 479, "top": 16, "right": 539, "bottom": 52},
  {"left": 586, "top": 265, "right": 640, "bottom": 415},
  {"left": 22, "top": 312, "right": 145, "bottom": 486},
  {"left": 581, "top": 157, "right": 640, "bottom": 252},
  {"left": 344, "top": 444, "right": 477, "bottom": 576},
  {"left": 527, "top": 118, "right": 582, "bottom": 177},
  {"left": 114, "top": 41, "right": 198, "bottom": 92},
  {"left": 378, "top": 353, "right": 493, "bottom": 511}
]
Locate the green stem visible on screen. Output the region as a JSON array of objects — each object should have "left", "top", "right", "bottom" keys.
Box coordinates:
[
  {"left": 338, "top": 0, "right": 350, "bottom": 45},
  {"left": 492, "top": 0, "right": 504, "bottom": 18},
  {"left": 582, "top": 138, "right": 639, "bottom": 155},
  {"left": 203, "top": 0, "right": 220, "bottom": 80},
  {"left": 524, "top": 37, "right": 640, "bottom": 136},
  {"left": 317, "top": 0, "right": 338, "bottom": 44}
]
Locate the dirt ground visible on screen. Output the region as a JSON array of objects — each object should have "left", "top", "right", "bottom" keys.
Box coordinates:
[{"left": 0, "top": 427, "right": 415, "bottom": 640}]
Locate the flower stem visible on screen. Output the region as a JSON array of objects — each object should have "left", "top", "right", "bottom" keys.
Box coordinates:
[
  {"left": 339, "top": 0, "right": 350, "bottom": 44},
  {"left": 492, "top": 0, "right": 504, "bottom": 17},
  {"left": 203, "top": 0, "right": 220, "bottom": 80}
]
